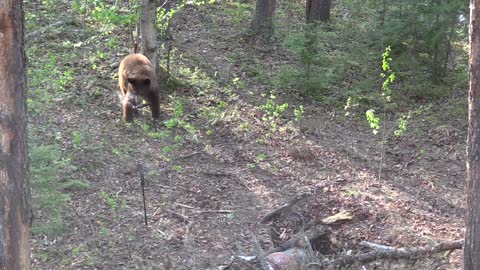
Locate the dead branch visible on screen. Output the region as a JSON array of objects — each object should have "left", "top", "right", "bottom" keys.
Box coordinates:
[
  {"left": 193, "top": 209, "right": 234, "bottom": 214},
  {"left": 173, "top": 203, "right": 233, "bottom": 214},
  {"left": 310, "top": 240, "right": 463, "bottom": 269},
  {"left": 261, "top": 194, "right": 308, "bottom": 224},
  {"left": 165, "top": 210, "right": 189, "bottom": 224},
  {"left": 26, "top": 21, "right": 65, "bottom": 39},
  {"left": 174, "top": 202, "right": 195, "bottom": 209},
  {"left": 203, "top": 171, "right": 235, "bottom": 177},
  {"left": 266, "top": 224, "right": 330, "bottom": 254},
  {"left": 249, "top": 231, "right": 270, "bottom": 270},
  {"left": 361, "top": 241, "right": 402, "bottom": 252}
]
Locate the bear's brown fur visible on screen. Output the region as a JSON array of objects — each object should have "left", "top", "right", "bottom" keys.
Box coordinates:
[{"left": 118, "top": 53, "right": 160, "bottom": 122}]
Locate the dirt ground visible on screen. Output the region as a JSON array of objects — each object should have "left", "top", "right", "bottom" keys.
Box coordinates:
[{"left": 28, "top": 2, "right": 465, "bottom": 269}]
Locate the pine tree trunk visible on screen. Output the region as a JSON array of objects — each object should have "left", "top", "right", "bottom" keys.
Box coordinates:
[
  {"left": 140, "top": 0, "right": 158, "bottom": 73},
  {"left": 465, "top": 0, "right": 480, "bottom": 269},
  {"left": 306, "top": 0, "right": 331, "bottom": 24},
  {"left": 0, "top": 0, "right": 32, "bottom": 269},
  {"left": 380, "top": 0, "right": 386, "bottom": 50},
  {"left": 251, "top": 0, "right": 276, "bottom": 39},
  {"left": 442, "top": 17, "right": 456, "bottom": 78},
  {"left": 430, "top": 14, "right": 443, "bottom": 82}
]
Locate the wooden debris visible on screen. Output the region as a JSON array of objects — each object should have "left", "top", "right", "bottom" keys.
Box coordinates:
[
  {"left": 165, "top": 210, "right": 189, "bottom": 224},
  {"left": 26, "top": 20, "right": 65, "bottom": 39},
  {"left": 266, "top": 224, "right": 332, "bottom": 255},
  {"left": 361, "top": 240, "right": 401, "bottom": 252},
  {"left": 261, "top": 194, "right": 308, "bottom": 224},
  {"left": 193, "top": 209, "right": 234, "bottom": 214},
  {"left": 311, "top": 240, "right": 464, "bottom": 269},
  {"left": 250, "top": 231, "right": 271, "bottom": 270},
  {"left": 321, "top": 210, "right": 353, "bottom": 225}
]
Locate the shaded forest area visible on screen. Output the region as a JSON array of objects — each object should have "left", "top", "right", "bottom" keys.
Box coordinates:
[{"left": 25, "top": 0, "right": 468, "bottom": 269}]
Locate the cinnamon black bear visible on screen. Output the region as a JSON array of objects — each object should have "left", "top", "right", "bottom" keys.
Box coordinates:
[{"left": 118, "top": 53, "right": 160, "bottom": 122}]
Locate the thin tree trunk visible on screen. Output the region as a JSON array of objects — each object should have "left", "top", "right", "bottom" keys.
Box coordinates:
[
  {"left": 306, "top": 0, "right": 331, "bottom": 24},
  {"left": 160, "top": 0, "right": 172, "bottom": 76},
  {"left": 380, "top": 0, "right": 386, "bottom": 51},
  {"left": 442, "top": 17, "right": 456, "bottom": 78},
  {"left": 430, "top": 14, "right": 443, "bottom": 82},
  {"left": 251, "top": 0, "right": 276, "bottom": 39},
  {"left": 140, "top": 0, "right": 158, "bottom": 73},
  {"left": 465, "top": 0, "right": 480, "bottom": 269},
  {"left": 0, "top": 0, "right": 32, "bottom": 269}
]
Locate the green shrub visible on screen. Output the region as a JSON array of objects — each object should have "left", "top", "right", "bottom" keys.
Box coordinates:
[{"left": 30, "top": 145, "right": 71, "bottom": 235}]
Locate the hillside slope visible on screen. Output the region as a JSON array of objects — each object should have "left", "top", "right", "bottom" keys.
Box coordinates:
[{"left": 27, "top": 1, "right": 465, "bottom": 269}]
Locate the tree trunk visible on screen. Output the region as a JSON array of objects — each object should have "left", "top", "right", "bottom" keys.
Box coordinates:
[
  {"left": 380, "top": 0, "right": 386, "bottom": 50},
  {"left": 159, "top": 0, "right": 173, "bottom": 76},
  {"left": 140, "top": 0, "right": 158, "bottom": 73},
  {"left": 0, "top": 0, "right": 32, "bottom": 269},
  {"left": 251, "top": 0, "right": 276, "bottom": 39},
  {"left": 306, "top": 0, "right": 331, "bottom": 24},
  {"left": 465, "top": 0, "right": 480, "bottom": 269},
  {"left": 442, "top": 16, "right": 456, "bottom": 79},
  {"left": 430, "top": 14, "right": 444, "bottom": 82}
]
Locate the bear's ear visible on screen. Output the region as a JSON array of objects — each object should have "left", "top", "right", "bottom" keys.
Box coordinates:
[{"left": 127, "top": 78, "right": 137, "bottom": 85}]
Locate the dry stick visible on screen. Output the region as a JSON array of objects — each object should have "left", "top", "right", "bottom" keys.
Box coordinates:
[
  {"left": 139, "top": 162, "right": 148, "bottom": 227},
  {"left": 203, "top": 171, "right": 235, "bottom": 177},
  {"left": 193, "top": 209, "right": 234, "bottom": 214},
  {"left": 261, "top": 194, "right": 308, "bottom": 224},
  {"left": 361, "top": 241, "right": 401, "bottom": 252},
  {"left": 249, "top": 231, "right": 270, "bottom": 270},
  {"left": 26, "top": 20, "right": 64, "bottom": 39},
  {"left": 174, "top": 202, "right": 195, "bottom": 209},
  {"left": 165, "top": 209, "right": 189, "bottom": 224},
  {"left": 307, "top": 240, "right": 463, "bottom": 269},
  {"left": 174, "top": 203, "right": 233, "bottom": 214}
]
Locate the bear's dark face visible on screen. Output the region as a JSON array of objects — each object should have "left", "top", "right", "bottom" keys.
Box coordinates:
[{"left": 127, "top": 78, "right": 151, "bottom": 96}]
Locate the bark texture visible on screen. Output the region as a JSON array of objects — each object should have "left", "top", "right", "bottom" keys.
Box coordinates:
[
  {"left": 0, "top": 0, "right": 32, "bottom": 269},
  {"left": 466, "top": 0, "right": 480, "bottom": 269},
  {"left": 306, "top": 0, "right": 331, "bottom": 23},
  {"left": 251, "top": 0, "right": 276, "bottom": 39},
  {"left": 140, "top": 0, "right": 158, "bottom": 73}
]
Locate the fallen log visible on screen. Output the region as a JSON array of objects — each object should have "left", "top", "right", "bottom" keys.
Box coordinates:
[
  {"left": 26, "top": 21, "right": 65, "bottom": 39},
  {"left": 306, "top": 239, "right": 463, "bottom": 269}
]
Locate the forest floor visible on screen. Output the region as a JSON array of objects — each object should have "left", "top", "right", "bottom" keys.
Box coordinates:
[{"left": 27, "top": 1, "right": 466, "bottom": 269}]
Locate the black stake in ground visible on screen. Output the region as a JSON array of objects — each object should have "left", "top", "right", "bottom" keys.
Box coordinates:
[{"left": 139, "top": 163, "right": 148, "bottom": 227}]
